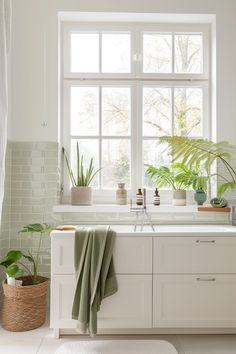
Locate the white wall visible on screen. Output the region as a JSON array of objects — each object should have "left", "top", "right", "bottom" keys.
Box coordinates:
[{"left": 9, "top": 0, "right": 236, "bottom": 144}]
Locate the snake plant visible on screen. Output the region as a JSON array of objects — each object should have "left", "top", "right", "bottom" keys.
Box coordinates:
[{"left": 62, "top": 142, "right": 100, "bottom": 187}]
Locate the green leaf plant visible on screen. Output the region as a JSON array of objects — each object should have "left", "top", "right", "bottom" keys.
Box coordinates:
[
  {"left": 145, "top": 164, "right": 204, "bottom": 191},
  {"left": 0, "top": 223, "right": 53, "bottom": 285},
  {"left": 159, "top": 136, "right": 236, "bottom": 197},
  {"left": 62, "top": 142, "right": 101, "bottom": 187}
]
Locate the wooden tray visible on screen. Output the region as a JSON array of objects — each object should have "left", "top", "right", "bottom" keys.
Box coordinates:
[{"left": 198, "top": 207, "right": 231, "bottom": 212}]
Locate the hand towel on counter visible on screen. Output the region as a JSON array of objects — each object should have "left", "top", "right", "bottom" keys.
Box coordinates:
[{"left": 72, "top": 226, "right": 118, "bottom": 336}]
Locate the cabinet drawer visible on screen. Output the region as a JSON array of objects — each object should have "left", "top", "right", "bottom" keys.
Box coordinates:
[
  {"left": 52, "top": 236, "right": 152, "bottom": 274},
  {"left": 153, "top": 237, "right": 236, "bottom": 274},
  {"left": 50, "top": 274, "right": 152, "bottom": 329},
  {"left": 153, "top": 274, "right": 236, "bottom": 328}
]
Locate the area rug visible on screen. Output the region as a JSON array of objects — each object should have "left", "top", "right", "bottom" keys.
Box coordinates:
[{"left": 54, "top": 340, "right": 178, "bottom": 354}]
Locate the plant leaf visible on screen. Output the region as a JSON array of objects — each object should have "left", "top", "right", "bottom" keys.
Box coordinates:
[
  {"left": 5, "top": 264, "right": 24, "bottom": 278},
  {"left": 6, "top": 250, "right": 23, "bottom": 262}
]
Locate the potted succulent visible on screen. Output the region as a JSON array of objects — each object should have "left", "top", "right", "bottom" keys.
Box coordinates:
[
  {"left": 145, "top": 164, "right": 193, "bottom": 206},
  {"left": 62, "top": 142, "right": 100, "bottom": 205},
  {"left": 0, "top": 223, "right": 52, "bottom": 332}
]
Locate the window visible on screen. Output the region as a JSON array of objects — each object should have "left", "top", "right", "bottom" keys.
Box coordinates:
[{"left": 61, "top": 22, "right": 210, "bottom": 200}]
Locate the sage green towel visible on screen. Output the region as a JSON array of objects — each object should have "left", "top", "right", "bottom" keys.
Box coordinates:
[{"left": 72, "top": 226, "right": 118, "bottom": 336}]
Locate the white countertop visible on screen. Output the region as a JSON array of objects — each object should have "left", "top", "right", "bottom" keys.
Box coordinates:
[
  {"left": 50, "top": 224, "right": 236, "bottom": 237},
  {"left": 53, "top": 204, "right": 200, "bottom": 213}
]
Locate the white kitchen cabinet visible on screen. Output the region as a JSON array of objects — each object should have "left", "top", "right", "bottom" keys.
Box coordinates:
[
  {"left": 153, "top": 274, "right": 236, "bottom": 328},
  {"left": 50, "top": 229, "right": 236, "bottom": 336},
  {"left": 51, "top": 274, "right": 152, "bottom": 330},
  {"left": 51, "top": 235, "right": 152, "bottom": 274},
  {"left": 153, "top": 237, "right": 236, "bottom": 274}
]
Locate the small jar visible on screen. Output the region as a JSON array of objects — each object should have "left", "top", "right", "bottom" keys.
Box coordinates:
[
  {"left": 116, "top": 183, "right": 127, "bottom": 205},
  {"left": 153, "top": 188, "right": 160, "bottom": 206},
  {"left": 136, "top": 188, "right": 143, "bottom": 206}
]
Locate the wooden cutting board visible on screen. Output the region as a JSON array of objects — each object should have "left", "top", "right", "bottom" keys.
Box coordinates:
[{"left": 198, "top": 207, "right": 231, "bottom": 212}]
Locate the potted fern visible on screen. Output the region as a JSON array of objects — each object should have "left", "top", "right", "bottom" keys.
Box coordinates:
[
  {"left": 171, "top": 163, "right": 210, "bottom": 205},
  {"left": 62, "top": 142, "right": 100, "bottom": 205},
  {"left": 159, "top": 136, "right": 236, "bottom": 203},
  {"left": 145, "top": 164, "right": 193, "bottom": 205}
]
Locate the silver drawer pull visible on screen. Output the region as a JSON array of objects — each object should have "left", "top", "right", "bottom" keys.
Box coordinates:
[
  {"left": 197, "top": 277, "right": 216, "bottom": 282},
  {"left": 196, "top": 240, "right": 215, "bottom": 243}
]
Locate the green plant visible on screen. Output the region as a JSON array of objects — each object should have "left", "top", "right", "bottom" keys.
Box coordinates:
[
  {"left": 0, "top": 223, "right": 52, "bottom": 285},
  {"left": 172, "top": 163, "right": 210, "bottom": 192},
  {"left": 146, "top": 164, "right": 194, "bottom": 190},
  {"left": 62, "top": 142, "right": 100, "bottom": 187},
  {"left": 159, "top": 136, "right": 236, "bottom": 197}
]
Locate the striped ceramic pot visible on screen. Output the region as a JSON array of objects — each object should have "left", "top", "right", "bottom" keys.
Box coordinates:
[{"left": 172, "top": 189, "right": 186, "bottom": 206}]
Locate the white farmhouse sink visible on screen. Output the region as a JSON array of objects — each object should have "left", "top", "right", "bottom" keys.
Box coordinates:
[
  {"left": 52, "top": 224, "right": 236, "bottom": 237},
  {"left": 111, "top": 224, "right": 236, "bottom": 236}
]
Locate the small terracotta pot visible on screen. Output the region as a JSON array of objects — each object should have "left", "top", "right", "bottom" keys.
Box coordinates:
[{"left": 71, "top": 186, "right": 92, "bottom": 205}]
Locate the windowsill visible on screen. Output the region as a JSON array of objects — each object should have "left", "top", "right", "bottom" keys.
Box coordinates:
[{"left": 53, "top": 204, "right": 200, "bottom": 213}]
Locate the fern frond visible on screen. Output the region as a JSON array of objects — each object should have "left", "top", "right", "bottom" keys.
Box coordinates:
[
  {"left": 217, "top": 181, "right": 236, "bottom": 198},
  {"left": 159, "top": 136, "right": 236, "bottom": 183}
]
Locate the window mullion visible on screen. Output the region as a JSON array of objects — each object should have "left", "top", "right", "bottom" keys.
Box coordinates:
[
  {"left": 171, "top": 87, "right": 175, "bottom": 136},
  {"left": 172, "top": 33, "right": 175, "bottom": 74},
  {"left": 99, "top": 32, "right": 102, "bottom": 73},
  {"left": 136, "top": 82, "right": 143, "bottom": 190},
  {"left": 99, "top": 86, "right": 102, "bottom": 189}
]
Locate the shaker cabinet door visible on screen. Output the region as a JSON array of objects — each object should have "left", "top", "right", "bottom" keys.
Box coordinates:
[
  {"left": 153, "top": 274, "right": 236, "bottom": 328},
  {"left": 51, "top": 274, "right": 152, "bottom": 330}
]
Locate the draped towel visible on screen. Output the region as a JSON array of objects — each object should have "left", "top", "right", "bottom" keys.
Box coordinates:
[{"left": 72, "top": 226, "right": 118, "bottom": 336}]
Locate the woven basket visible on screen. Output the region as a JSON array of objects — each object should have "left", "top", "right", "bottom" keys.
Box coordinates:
[{"left": 1, "top": 275, "right": 49, "bottom": 332}]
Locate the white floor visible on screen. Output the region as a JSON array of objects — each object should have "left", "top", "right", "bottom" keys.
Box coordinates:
[{"left": 0, "top": 321, "right": 236, "bottom": 354}]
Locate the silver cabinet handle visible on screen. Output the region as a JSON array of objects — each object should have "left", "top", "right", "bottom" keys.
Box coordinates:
[
  {"left": 196, "top": 240, "right": 215, "bottom": 243},
  {"left": 197, "top": 277, "right": 216, "bottom": 282}
]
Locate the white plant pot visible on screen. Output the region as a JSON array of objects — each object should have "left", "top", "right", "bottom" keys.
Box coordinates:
[
  {"left": 71, "top": 186, "right": 92, "bottom": 206},
  {"left": 6, "top": 276, "right": 16, "bottom": 286},
  {"left": 172, "top": 189, "right": 186, "bottom": 206}
]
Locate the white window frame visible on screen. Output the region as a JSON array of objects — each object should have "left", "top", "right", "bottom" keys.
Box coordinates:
[{"left": 60, "top": 21, "right": 211, "bottom": 204}]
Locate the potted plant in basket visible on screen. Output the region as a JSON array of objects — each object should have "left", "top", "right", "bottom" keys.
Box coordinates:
[
  {"left": 0, "top": 223, "right": 52, "bottom": 332},
  {"left": 62, "top": 142, "right": 100, "bottom": 205}
]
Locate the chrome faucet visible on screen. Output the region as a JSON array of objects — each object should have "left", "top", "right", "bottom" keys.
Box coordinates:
[{"left": 130, "top": 188, "right": 155, "bottom": 232}]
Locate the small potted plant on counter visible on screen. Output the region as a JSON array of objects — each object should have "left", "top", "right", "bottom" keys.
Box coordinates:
[
  {"left": 0, "top": 223, "right": 52, "bottom": 332},
  {"left": 145, "top": 164, "right": 193, "bottom": 206},
  {"left": 171, "top": 163, "right": 210, "bottom": 205},
  {"left": 159, "top": 136, "right": 236, "bottom": 206},
  {"left": 62, "top": 142, "right": 100, "bottom": 205}
]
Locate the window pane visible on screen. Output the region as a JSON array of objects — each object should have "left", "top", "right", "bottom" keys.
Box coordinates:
[
  {"left": 174, "top": 88, "right": 203, "bottom": 137},
  {"left": 102, "top": 140, "right": 130, "bottom": 189},
  {"left": 71, "top": 33, "right": 99, "bottom": 72},
  {"left": 143, "top": 34, "right": 172, "bottom": 73},
  {"left": 102, "top": 87, "right": 131, "bottom": 136},
  {"left": 71, "top": 139, "right": 99, "bottom": 188},
  {"left": 143, "top": 140, "right": 170, "bottom": 188},
  {"left": 71, "top": 87, "right": 99, "bottom": 136},
  {"left": 102, "top": 33, "right": 130, "bottom": 73},
  {"left": 175, "top": 34, "right": 202, "bottom": 73},
  {"left": 143, "top": 87, "right": 172, "bottom": 136}
]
